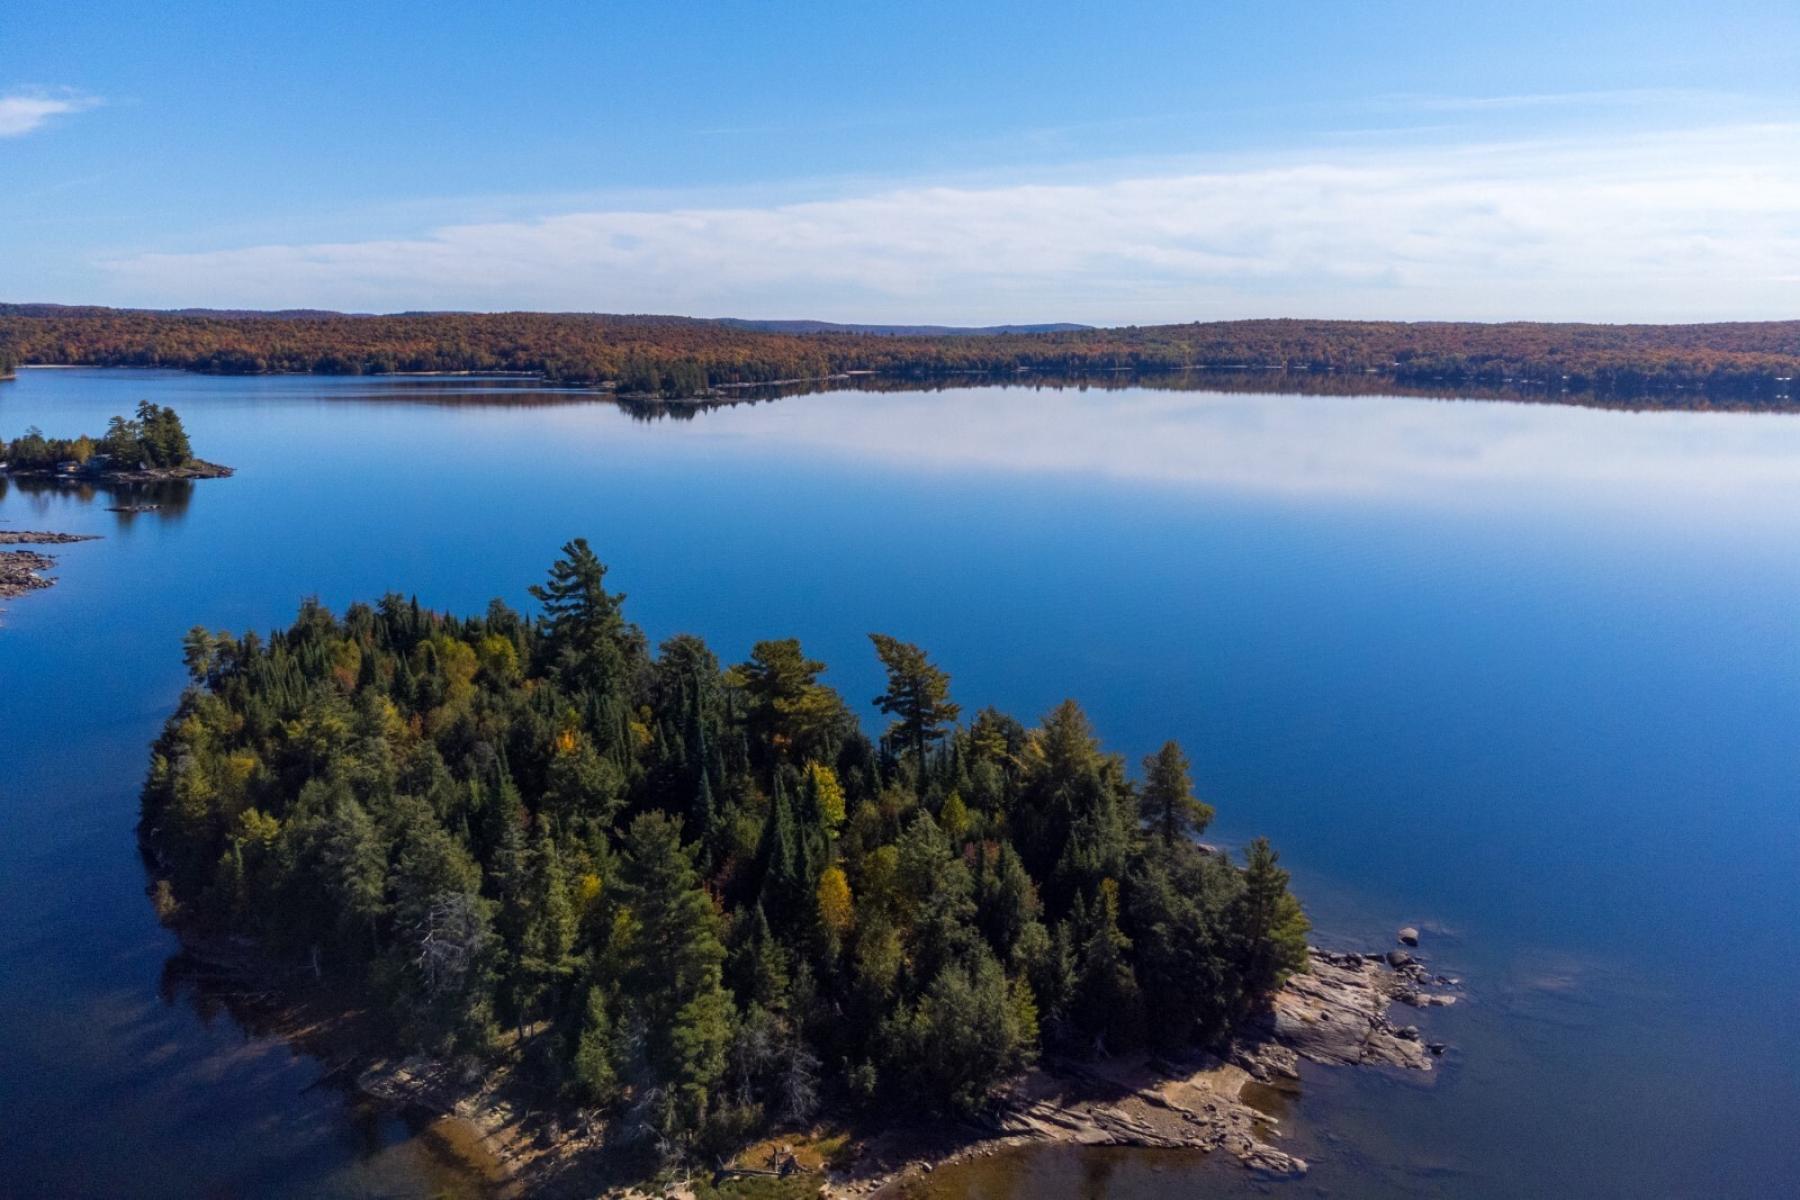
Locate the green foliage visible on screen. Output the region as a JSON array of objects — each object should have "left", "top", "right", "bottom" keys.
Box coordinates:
[
  {"left": 1231, "top": 838, "right": 1312, "bottom": 997},
  {"left": 139, "top": 546, "right": 1313, "bottom": 1162},
  {"left": 6, "top": 305, "right": 1800, "bottom": 403},
  {"left": 4, "top": 402, "right": 196, "bottom": 470},
  {"left": 869, "top": 634, "right": 960, "bottom": 772},
  {"left": 1140, "top": 740, "right": 1214, "bottom": 847}
]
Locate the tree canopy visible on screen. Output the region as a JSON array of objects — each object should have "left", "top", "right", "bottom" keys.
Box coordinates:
[
  {"left": 5, "top": 304, "right": 1798, "bottom": 404},
  {"left": 4, "top": 402, "right": 195, "bottom": 471},
  {"left": 141, "top": 545, "right": 1311, "bottom": 1168}
]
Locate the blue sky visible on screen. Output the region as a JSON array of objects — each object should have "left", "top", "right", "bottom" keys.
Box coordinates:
[{"left": 3, "top": 1, "right": 1797, "bottom": 323}]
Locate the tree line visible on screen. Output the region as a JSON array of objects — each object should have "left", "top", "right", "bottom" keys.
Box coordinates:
[
  {"left": 4, "top": 305, "right": 1797, "bottom": 403},
  {"left": 141, "top": 541, "right": 1309, "bottom": 1166},
  {"left": 4, "top": 401, "right": 193, "bottom": 470}
]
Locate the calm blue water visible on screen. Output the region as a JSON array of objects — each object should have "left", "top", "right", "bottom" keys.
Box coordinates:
[{"left": 1, "top": 369, "right": 1795, "bottom": 1198}]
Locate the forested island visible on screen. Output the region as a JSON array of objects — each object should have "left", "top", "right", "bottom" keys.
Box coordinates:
[
  {"left": 141, "top": 542, "right": 1367, "bottom": 1190},
  {"left": 2, "top": 402, "right": 231, "bottom": 481},
  {"left": 4, "top": 303, "right": 1797, "bottom": 405}
]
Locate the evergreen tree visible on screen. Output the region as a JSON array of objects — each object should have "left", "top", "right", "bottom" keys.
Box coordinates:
[
  {"left": 572, "top": 985, "right": 619, "bottom": 1104},
  {"left": 1016, "top": 700, "right": 1131, "bottom": 908},
  {"left": 618, "top": 813, "right": 733, "bottom": 1132},
  {"left": 869, "top": 634, "right": 961, "bottom": 775},
  {"left": 529, "top": 538, "right": 641, "bottom": 697},
  {"left": 137, "top": 547, "right": 1326, "bottom": 1161},
  {"left": 1068, "top": 879, "right": 1140, "bottom": 1051},
  {"left": 1140, "top": 740, "right": 1214, "bottom": 847},
  {"left": 729, "top": 639, "right": 850, "bottom": 766},
  {"left": 1230, "top": 838, "right": 1311, "bottom": 1002}
]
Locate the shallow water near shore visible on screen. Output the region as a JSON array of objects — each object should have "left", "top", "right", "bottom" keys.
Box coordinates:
[{"left": 1, "top": 369, "right": 1796, "bottom": 1197}]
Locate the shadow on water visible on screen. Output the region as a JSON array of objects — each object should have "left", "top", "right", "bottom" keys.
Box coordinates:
[
  {"left": 0, "top": 474, "right": 195, "bottom": 524},
  {"left": 154, "top": 946, "right": 501, "bottom": 1199}
]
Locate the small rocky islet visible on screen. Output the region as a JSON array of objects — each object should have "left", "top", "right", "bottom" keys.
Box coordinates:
[
  {"left": 1, "top": 403, "right": 230, "bottom": 612},
  {"left": 0, "top": 530, "right": 102, "bottom": 604}
]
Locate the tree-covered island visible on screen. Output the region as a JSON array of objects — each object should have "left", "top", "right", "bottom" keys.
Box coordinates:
[
  {"left": 2, "top": 402, "right": 232, "bottom": 481},
  {"left": 141, "top": 542, "right": 1329, "bottom": 1186}
]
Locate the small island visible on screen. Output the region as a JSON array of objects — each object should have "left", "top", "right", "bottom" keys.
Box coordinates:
[
  {"left": 0, "top": 530, "right": 102, "bottom": 611},
  {"left": 141, "top": 543, "right": 1451, "bottom": 1196},
  {"left": 2, "top": 402, "right": 232, "bottom": 483}
]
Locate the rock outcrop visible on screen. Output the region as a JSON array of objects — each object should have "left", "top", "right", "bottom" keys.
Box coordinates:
[{"left": 824, "top": 946, "right": 1460, "bottom": 1197}]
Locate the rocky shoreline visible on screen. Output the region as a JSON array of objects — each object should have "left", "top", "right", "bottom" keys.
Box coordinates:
[
  {"left": 0, "top": 530, "right": 103, "bottom": 545},
  {"left": 0, "top": 532, "right": 100, "bottom": 603},
  {"left": 161, "top": 911, "right": 1459, "bottom": 1200},
  {"left": 322, "top": 939, "right": 1460, "bottom": 1199},
  {"left": 0, "top": 549, "right": 59, "bottom": 600},
  {"left": 1, "top": 457, "right": 233, "bottom": 483},
  {"left": 811, "top": 944, "right": 1459, "bottom": 1197}
]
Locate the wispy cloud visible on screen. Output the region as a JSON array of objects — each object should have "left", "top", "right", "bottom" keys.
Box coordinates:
[
  {"left": 100, "top": 124, "right": 1800, "bottom": 323},
  {"left": 1376, "top": 88, "right": 1735, "bottom": 113},
  {"left": 0, "top": 88, "right": 101, "bottom": 137}
]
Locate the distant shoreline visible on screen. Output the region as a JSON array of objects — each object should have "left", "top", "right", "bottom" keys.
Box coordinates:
[
  {"left": 13, "top": 360, "right": 1795, "bottom": 416},
  {"left": 4, "top": 306, "right": 1797, "bottom": 410}
]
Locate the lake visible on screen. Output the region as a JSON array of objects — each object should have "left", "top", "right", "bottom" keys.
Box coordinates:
[{"left": 1, "top": 368, "right": 1795, "bottom": 1198}]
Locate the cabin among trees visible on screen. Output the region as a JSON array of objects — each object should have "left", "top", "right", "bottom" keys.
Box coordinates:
[{"left": 3, "top": 402, "right": 194, "bottom": 473}]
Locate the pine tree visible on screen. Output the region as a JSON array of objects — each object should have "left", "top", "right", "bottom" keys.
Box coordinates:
[
  {"left": 619, "top": 813, "right": 733, "bottom": 1132},
  {"left": 1140, "top": 740, "right": 1215, "bottom": 847},
  {"left": 320, "top": 794, "right": 387, "bottom": 953},
  {"left": 729, "top": 639, "right": 850, "bottom": 766},
  {"left": 755, "top": 773, "right": 804, "bottom": 925},
  {"left": 572, "top": 985, "right": 619, "bottom": 1104},
  {"left": 1231, "top": 838, "right": 1311, "bottom": 1000},
  {"left": 869, "top": 634, "right": 961, "bottom": 775},
  {"left": 529, "top": 539, "right": 640, "bottom": 697},
  {"left": 1071, "top": 879, "right": 1140, "bottom": 1051}
]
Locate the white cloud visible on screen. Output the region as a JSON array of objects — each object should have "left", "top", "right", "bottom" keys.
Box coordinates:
[
  {"left": 0, "top": 90, "right": 100, "bottom": 137},
  {"left": 1376, "top": 88, "right": 1728, "bottom": 113},
  {"left": 100, "top": 124, "right": 1800, "bottom": 323}
]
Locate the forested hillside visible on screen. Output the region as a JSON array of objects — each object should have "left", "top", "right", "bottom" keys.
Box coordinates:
[
  {"left": 140, "top": 542, "right": 1310, "bottom": 1163},
  {"left": 5, "top": 304, "right": 1798, "bottom": 402}
]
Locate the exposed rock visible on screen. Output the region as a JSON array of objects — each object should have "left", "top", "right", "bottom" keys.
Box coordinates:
[
  {"left": 0, "top": 549, "right": 58, "bottom": 600},
  {"left": 1255, "top": 949, "right": 1439, "bottom": 1071},
  {"left": 0, "top": 530, "right": 101, "bottom": 545},
  {"left": 2, "top": 458, "right": 233, "bottom": 483},
  {"left": 1398, "top": 926, "right": 1421, "bottom": 947},
  {"left": 1228, "top": 1038, "right": 1301, "bottom": 1082},
  {"left": 1386, "top": 949, "right": 1414, "bottom": 968}
]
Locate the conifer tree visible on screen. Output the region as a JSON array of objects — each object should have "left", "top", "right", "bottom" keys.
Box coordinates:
[
  {"left": 1140, "top": 740, "right": 1215, "bottom": 847},
  {"left": 529, "top": 538, "right": 640, "bottom": 697},
  {"left": 619, "top": 813, "right": 732, "bottom": 1131},
  {"left": 869, "top": 634, "right": 961, "bottom": 774},
  {"left": 572, "top": 985, "right": 618, "bottom": 1104},
  {"left": 1231, "top": 838, "right": 1311, "bottom": 1001}
]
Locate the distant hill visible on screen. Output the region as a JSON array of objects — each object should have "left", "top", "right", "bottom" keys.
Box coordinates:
[
  {"left": 1, "top": 304, "right": 1795, "bottom": 405},
  {"left": 717, "top": 318, "right": 1093, "bottom": 337}
]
